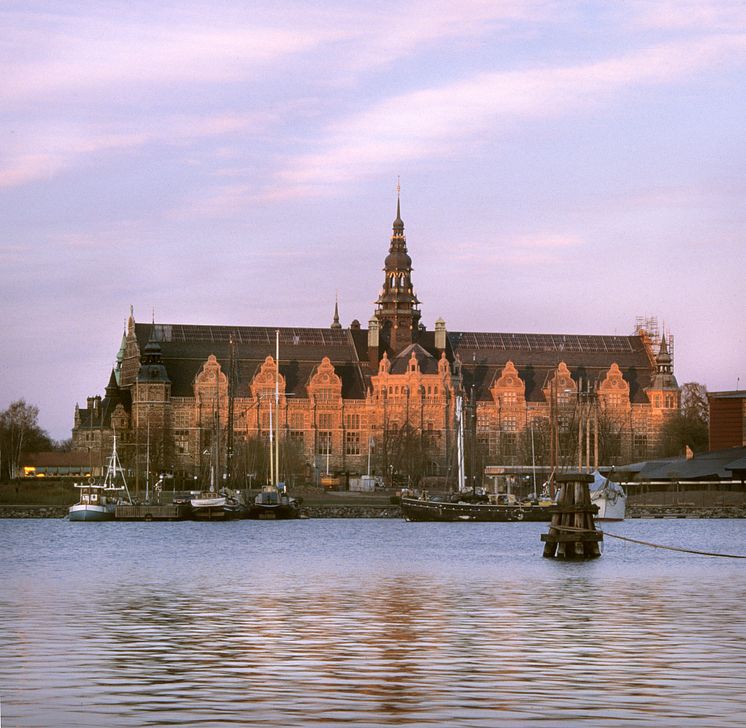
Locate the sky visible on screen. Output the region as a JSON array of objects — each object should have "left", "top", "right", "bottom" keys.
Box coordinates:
[{"left": 1, "top": 0, "right": 745, "bottom": 441}]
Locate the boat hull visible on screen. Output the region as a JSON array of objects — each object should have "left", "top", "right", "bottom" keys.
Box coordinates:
[
  {"left": 68, "top": 504, "right": 115, "bottom": 521},
  {"left": 401, "top": 497, "right": 554, "bottom": 522},
  {"left": 591, "top": 492, "right": 626, "bottom": 521},
  {"left": 190, "top": 505, "right": 242, "bottom": 520},
  {"left": 245, "top": 504, "right": 301, "bottom": 520}
]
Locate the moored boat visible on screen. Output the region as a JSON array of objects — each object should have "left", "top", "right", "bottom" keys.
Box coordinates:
[
  {"left": 246, "top": 484, "right": 301, "bottom": 520},
  {"left": 589, "top": 469, "right": 626, "bottom": 521},
  {"left": 190, "top": 490, "right": 243, "bottom": 520},
  {"left": 401, "top": 492, "right": 555, "bottom": 522},
  {"left": 69, "top": 435, "right": 131, "bottom": 521},
  {"left": 400, "top": 394, "right": 555, "bottom": 522}
]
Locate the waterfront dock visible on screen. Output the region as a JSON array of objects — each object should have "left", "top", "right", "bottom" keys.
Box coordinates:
[{"left": 115, "top": 503, "right": 189, "bottom": 521}]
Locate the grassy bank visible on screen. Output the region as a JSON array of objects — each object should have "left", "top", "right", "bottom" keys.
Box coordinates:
[
  {"left": 0, "top": 480, "right": 78, "bottom": 506},
  {"left": 0, "top": 480, "right": 397, "bottom": 508}
]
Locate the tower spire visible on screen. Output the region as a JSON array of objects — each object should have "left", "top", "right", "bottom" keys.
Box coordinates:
[
  {"left": 393, "top": 177, "right": 403, "bottom": 234},
  {"left": 374, "top": 185, "right": 421, "bottom": 353},
  {"left": 331, "top": 293, "right": 342, "bottom": 329}
]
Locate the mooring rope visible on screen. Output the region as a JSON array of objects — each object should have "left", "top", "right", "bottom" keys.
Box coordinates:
[{"left": 551, "top": 524, "right": 746, "bottom": 559}]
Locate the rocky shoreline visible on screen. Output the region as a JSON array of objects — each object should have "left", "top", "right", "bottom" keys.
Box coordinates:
[
  {"left": 627, "top": 504, "right": 746, "bottom": 519},
  {"left": 2, "top": 504, "right": 745, "bottom": 519}
]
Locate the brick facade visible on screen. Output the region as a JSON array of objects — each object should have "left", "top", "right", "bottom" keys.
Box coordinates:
[{"left": 72, "top": 200, "right": 680, "bottom": 486}]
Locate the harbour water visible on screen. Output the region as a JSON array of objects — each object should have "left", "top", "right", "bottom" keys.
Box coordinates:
[{"left": 1, "top": 518, "right": 745, "bottom": 727}]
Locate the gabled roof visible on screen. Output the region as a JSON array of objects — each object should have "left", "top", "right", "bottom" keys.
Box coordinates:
[
  {"left": 136, "top": 323, "right": 369, "bottom": 399},
  {"left": 119, "top": 322, "right": 657, "bottom": 405},
  {"left": 389, "top": 343, "right": 439, "bottom": 374},
  {"left": 449, "top": 331, "right": 653, "bottom": 402}
]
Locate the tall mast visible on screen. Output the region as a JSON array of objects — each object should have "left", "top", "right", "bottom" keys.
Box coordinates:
[
  {"left": 145, "top": 418, "right": 150, "bottom": 502},
  {"left": 214, "top": 378, "right": 220, "bottom": 489},
  {"left": 226, "top": 335, "right": 236, "bottom": 486},
  {"left": 268, "top": 402, "right": 274, "bottom": 486},
  {"left": 456, "top": 395, "right": 465, "bottom": 492},
  {"left": 275, "top": 329, "right": 280, "bottom": 487}
]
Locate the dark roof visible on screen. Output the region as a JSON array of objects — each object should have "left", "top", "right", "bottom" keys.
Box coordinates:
[
  {"left": 448, "top": 331, "right": 653, "bottom": 402},
  {"left": 121, "top": 323, "right": 655, "bottom": 404},
  {"left": 390, "top": 343, "right": 439, "bottom": 375},
  {"left": 77, "top": 390, "right": 131, "bottom": 430},
  {"left": 22, "top": 451, "right": 100, "bottom": 467},
  {"left": 708, "top": 391, "right": 746, "bottom": 400},
  {"left": 137, "top": 324, "right": 368, "bottom": 399},
  {"left": 621, "top": 447, "right": 746, "bottom": 480},
  {"left": 725, "top": 455, "right": 746, "bottom": 473}
]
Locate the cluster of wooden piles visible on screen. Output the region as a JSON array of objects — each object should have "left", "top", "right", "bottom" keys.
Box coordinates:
[{"left": 541, "top": 473, "right": 603, "bottom": 559}]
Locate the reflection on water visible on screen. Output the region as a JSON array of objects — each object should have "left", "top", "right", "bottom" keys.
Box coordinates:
[{"left": 1, "top": 519, "right": 746, "bottom": 726}]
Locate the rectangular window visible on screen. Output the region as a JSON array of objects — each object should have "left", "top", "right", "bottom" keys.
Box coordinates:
[
  {"left": 318, "top": 413, "right": 334, "bottom": 429},
  {"left": 290, "top": 412, "right": 305, "bottom": 430},
  {"left": 346, "top": 413, "right": 361, "bottom": 430},
  {"left": 316, "top": 389, "right": 334, "bottom": 402},
  {"left": 501, "top": 432, "right": 517, "bottom": 456},
  {"left": 345, "top": 431, "right": 361, "bottom": 455},
  {"left": 317, "top": 431, "right": 332, "bottom": 455}
]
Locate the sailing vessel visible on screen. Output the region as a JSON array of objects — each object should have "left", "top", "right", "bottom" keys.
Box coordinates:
[
  {"left": 246, "top": 484, "right": 302, "bottom": 519},
  {"left": 245, "top": 329, "right": 303, "bottom": 520},
  {"left": 190, "top": 490, "right": 243, "bottom": 520},
  {"left": 69, "top": 435, "right": 131, "bottom": 521},
  {"left": 190, "top": 401, "right": 243, "bottom": 520},
  {"left": 190, "top": 449, "right": 243, "bottom": 519},
  {"left": 589, "top": 469, "right": 626, "bottom": 521},
  {"left": 401, "top": 395, "right": 556, "bottom": 522}
]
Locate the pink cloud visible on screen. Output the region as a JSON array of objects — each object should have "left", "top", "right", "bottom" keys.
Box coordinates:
[
  {"left": 0, "top": 114, "right": 266, "bottom": 189},
  {"left": 268, "top": 33, "right": 746, "bottom": 198}
]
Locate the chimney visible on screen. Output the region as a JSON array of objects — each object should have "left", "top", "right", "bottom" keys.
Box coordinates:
[
  {"left": 368, "top": 317, "right": 379, "bottom": 349},
  {"left": 435, "top": 317, "right": 447, "bottom": 351}
]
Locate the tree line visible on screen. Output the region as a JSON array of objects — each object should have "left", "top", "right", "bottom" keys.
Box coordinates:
[
  {"left": 0, "top": 383, "right": 711, "bottom": 483},
  {"left": 0, "top": 400, "right": 71, "bottom": 481}
]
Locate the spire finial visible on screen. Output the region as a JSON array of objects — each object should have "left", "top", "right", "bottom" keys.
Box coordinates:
[
  {"left": 152, "top": 306, "right": 155, "bottom": 325},
  {"left": 393, "top": 177, "right": 403, "bottom": 232},
  {"left": 331, "top": 292, "right": 342, "bottom": 329}
]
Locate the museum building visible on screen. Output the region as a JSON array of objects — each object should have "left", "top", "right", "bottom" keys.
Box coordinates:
[{"left": 72, "top": 198, "right": 681, "bottom": 485}]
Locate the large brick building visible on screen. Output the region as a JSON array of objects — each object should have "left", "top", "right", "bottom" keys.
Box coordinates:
[{"left": 72, "top": 198, "right": 680, "bottom": 487}]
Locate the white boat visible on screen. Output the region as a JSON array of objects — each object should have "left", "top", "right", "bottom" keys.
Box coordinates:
[
  {"left": 589, "top": 469, "right": 626, "bottom": 521},
  {"left": 189, "top": 456, "right": 243, "bottom": 520},
  {"left": 69, "top": 435, "right": 131, "bottom": 521}
]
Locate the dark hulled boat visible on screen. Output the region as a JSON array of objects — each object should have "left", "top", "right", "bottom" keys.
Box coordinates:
[
  {"left": 246, "top": 485, "right": 302, "bottom": 520},
  {"left": 401, "top": 492, "right": 555, "bottom": 522}
]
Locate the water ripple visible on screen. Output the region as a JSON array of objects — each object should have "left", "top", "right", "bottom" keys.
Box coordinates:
[{"left": 1, "top": 519, "right": 745, "bottom": 726}]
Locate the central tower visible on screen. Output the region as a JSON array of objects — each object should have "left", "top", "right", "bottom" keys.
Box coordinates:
[{"left": 374, "top": 191, "right": 421, "bottom": 353}]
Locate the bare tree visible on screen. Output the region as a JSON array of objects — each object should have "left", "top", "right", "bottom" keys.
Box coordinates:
[
  {"left": 660, "top": 381, "right": 709, "bottom": 455},
  {"left": 0, "top": 400, "right": 53, "bottom": 480}
]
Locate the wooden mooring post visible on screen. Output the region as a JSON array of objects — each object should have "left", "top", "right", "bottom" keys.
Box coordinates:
[{"left": 541, "top": 473, "right": 602, "bottom": 559}]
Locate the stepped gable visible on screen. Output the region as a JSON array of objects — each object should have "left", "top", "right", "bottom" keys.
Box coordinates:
[
  {"left": 449, "top": 330, "right": 652, "bottom": 403},
  {"left": 134, "top": 323, "right": 368, "bottom": 399}
]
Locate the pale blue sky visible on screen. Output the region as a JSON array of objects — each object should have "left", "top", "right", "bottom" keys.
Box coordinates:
[{"left": 1, "top": 0, "right": 745, "bottom": 440}]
